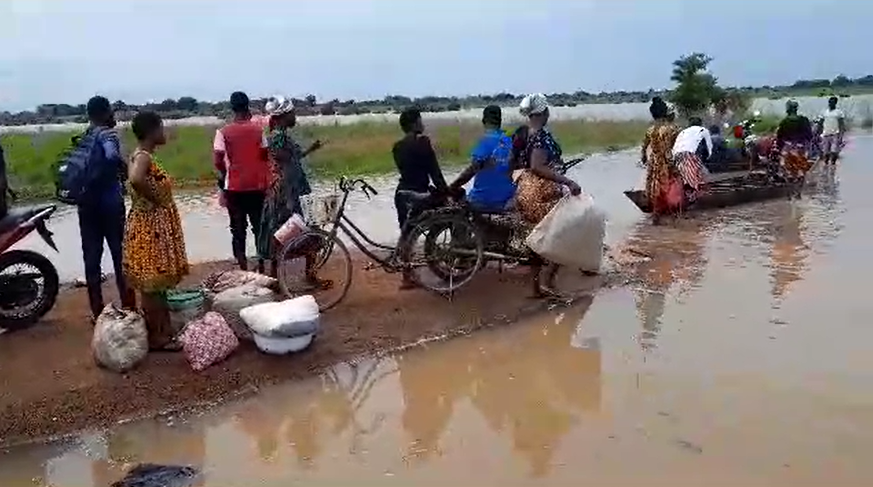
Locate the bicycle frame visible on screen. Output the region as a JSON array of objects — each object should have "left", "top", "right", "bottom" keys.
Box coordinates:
[{"left": 318, "top": 178, "right": 404, "bottom": 272}]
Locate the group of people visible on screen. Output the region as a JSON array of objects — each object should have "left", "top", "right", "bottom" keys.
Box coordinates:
[
  {"left": 73, "top": 96, "right": 188, "bottom": 351},
  {"left": 391, "top": 93, "right": 583, "bottom": 296},
  {"left": 71, "top": 90, "right": 344, "bottom": 353},
  {"left": 639, "top": 95, "right": 847, "bottom": 222}
]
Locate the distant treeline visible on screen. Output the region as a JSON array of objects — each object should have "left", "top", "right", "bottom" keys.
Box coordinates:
[{"left": 3, "top": 74, "right": 873, "bottom": 127}]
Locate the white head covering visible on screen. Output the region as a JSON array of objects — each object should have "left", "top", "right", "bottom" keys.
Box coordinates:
[
  {"left": 519, "top": 93, "right": 549, "bottom": 116},
  {"left": 265, "top": 96, "right": 295, "bottom": 117}
]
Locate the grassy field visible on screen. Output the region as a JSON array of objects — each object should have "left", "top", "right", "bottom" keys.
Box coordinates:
[{"left": 0, "top": 119, "right": 649, "bottom": 198}]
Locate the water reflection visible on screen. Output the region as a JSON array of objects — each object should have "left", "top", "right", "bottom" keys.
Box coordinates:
[
  {"left": 622, "top": 219, "right": 713, "bottom": 351},
  {"left": 768, "top": 202, "right": 809, "bottom": 303}
]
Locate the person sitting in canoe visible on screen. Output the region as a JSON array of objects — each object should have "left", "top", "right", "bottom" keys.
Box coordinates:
[
  {"left": 640, "top": 98, "right": 681, "bottom": 224},
  {"left": 774, "top": 99, "right": 814, "bottom": 187},
  {"left": 671, "top": 117, "right": 711, "bottom": 204}
]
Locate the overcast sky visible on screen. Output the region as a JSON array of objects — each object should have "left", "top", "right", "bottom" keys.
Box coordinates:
[{"left": 0, "top": 0, "right": 870, "bottom": 111}]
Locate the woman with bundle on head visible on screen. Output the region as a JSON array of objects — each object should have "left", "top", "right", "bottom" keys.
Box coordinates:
[
  {"left": 256, "top": 96, "right": 329, "bottom": 286},
  {"left": 514, "top": 93, "right": 583, "bottom": 297},
  {"left": 640, "top": 99, "right": 681, "bottom": 224},
  {"left": 123, "top": 111, "right": 189, "bottom": 352}
]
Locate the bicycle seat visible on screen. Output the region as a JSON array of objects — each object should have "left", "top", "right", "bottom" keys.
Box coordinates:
[{"left": 0, "top": 204, "right": 56, "bottom": 235}]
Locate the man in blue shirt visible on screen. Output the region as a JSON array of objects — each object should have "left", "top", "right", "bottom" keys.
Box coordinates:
[
  {"left": 78, "top": 96, "right": 135, "bottom": 318},
  {"left": 449, "top": 105, "right": 516, "bottom": 212}
]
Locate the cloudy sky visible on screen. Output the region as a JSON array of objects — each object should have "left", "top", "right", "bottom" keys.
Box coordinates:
[{"left": 0, "top": 0, "right": 870, "bottom": 111}]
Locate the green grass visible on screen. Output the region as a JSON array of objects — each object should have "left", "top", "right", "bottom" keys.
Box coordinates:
[{"left": 0, "top": 119, "right": 649, "bottom": 199}]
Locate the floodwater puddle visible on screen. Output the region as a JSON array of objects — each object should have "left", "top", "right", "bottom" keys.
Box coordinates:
[{"left": 3, "top": 139, "right": 873, "bottom": 485}]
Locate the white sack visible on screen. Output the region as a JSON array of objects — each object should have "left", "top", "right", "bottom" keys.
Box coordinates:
[
  {"left": 211, "top": 284, "right": 279, "bottom": 340},
  {"left": 240, "top": 295, "right": 320, "bottom": 338},
  {"left": 525, "top": 193, "right": 607, "bottom": 272},
  {"left": 91, "top": 304, "right": 148, "bottom": 373}
]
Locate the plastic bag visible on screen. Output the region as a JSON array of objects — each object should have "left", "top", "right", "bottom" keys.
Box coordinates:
[
  {"left": 177, "top": 312, "right": 239, "bottom": 372},
  {"left": 240, "top": 295, "right": 320, "bottom": 338},
  {"left": 166, "top": 289, "right": 205, "bottom": 336},
  {"left": 274, "top": 213, "right": 308, "bottom": 247},
  {"left": 211, "top": 284, "right": 278, "bottom": 340},
  {"left": 525, "top": 193, "right": 606, "bottom": 272},
  {"left": 91, "top": 304, "right": 148, "bottom": 373},
  {"left": 202, "top": 270, "right": 278, "bottom": 299},
  {"left": 111, "top": 463, "right": 200, "bottom": 487}
]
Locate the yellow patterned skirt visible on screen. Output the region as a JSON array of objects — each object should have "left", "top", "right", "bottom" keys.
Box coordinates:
[{"left": 123, "top": 200, "right": 189, "bottom": 293}]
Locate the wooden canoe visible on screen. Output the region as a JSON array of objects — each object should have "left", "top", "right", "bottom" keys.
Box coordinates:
[{"left": 624, "top": 173, "right": 793, "bottom": 214}]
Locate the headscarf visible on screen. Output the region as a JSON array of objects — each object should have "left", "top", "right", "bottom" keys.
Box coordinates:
[
  {"left": 785, "top": 99, "right": 799, "bottom": 113},
  {"left": 265, "top": 96, "right": 295, "bottom": 117},
  {"left": 519, "top": 93, "right": 549, "bottom": 116}
]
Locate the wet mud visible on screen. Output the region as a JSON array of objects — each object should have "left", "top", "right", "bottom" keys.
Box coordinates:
[{"left": 0, "top": 253, "right": 604, "bottom": 446}]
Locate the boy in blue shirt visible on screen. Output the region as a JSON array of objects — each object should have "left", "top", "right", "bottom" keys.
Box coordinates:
[{"left": 448, "top": 105, "right": 516, "bottom": 212}]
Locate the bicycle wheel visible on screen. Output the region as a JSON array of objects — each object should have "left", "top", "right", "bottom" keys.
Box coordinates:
[
  {"left": 399, "top": 210, "right": 483, "bottom": 293},
  {"left": 276, "top": 229, "right": 353, "bottom": 312}
]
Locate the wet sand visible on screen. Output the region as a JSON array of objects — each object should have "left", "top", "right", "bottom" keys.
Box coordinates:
[
  {"left": 2, "top": 138, "right": 873, "bottom": 485},
  {"left": 0, "top": 254, "right": 604, "bottom": 446}
]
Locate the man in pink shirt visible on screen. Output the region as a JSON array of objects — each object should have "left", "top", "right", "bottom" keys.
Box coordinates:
[{"left": 213, "top": 91, "right": 271, "bottom": 271}]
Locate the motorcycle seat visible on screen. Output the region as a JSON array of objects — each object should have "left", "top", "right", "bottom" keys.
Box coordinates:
[{"left": 0, "top": 204, "right": 56, "bottom": 235}]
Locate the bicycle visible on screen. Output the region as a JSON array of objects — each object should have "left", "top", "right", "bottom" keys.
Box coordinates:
[
  {"left": 405, "top": 157, "right": 587, "bottom": 285},
  {"left": 275, "top": 177, "right": 482, "bottom": 311}
]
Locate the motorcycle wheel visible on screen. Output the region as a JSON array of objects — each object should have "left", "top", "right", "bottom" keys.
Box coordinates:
[{"left": 0, "top": 250, "right": 60, "bottom": 332}]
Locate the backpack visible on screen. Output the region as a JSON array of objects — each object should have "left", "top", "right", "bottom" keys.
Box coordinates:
[{"left": 54, "top": 129, "right": 100, "bottom": 205}]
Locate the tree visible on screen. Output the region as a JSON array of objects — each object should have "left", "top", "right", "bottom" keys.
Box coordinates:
[
  {"left": 176, "top": 96, "right": 198, "bottom": 112},
  {"left": 669, "top": 53, "right": 722, "bottom": 117}
]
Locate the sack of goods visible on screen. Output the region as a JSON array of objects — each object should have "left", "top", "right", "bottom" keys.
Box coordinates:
[
  {"left": 240, "top": 295, "right": 320, "bottom": 355},
  {"left": 177, "top": 312, "right": 239, "bottom": 372},
  {"left": 91, "top": 304, "right": 148, "bottom": 372},
  {"left": 525, "top": 192, "right": 607, "bottom": 273},
  {"left": 166, "top": 288, "right": 206, "bottom": 336},
  {"left": 201, "top": 270, "right": 278, "bottom": 302},
  {"left": 210, "top": 284, "right": 279, "bottom": 341}
]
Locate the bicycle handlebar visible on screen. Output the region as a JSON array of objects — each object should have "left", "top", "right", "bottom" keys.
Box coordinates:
[
  {"left": 338, "top": 176, "right": 379, "bottom": 199},
  {"left": 557, "top": 156, "right": 585, "bottom": 175}
]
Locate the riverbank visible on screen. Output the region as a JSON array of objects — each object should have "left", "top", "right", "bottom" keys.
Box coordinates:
[
  {"left": 0, "top": 119, "right": 647, "bottom": 199},
  {"left": 0, "top": 254, "right": 607, "bottom": 446}
]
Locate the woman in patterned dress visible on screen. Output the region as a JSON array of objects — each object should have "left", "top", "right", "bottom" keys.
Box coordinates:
[
  {"left": 255, "top": 97, "right": 329, "bottom": 286},
  {"left": 640, "top": 100, "right": 681, "bottom": 224},
  {"left": 123, "top": 112, "right": 189, "bottom": 351},
  {"left": 514, "top": 94, "right": 582, "bottom": 298},
  {"left": 774, "top": 99, "right": 814, "bottom": 193}
]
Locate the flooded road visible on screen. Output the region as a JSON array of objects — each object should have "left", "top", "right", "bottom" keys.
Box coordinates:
[{"left": 3, "top": 138, "right": 873, "bottom": 485}]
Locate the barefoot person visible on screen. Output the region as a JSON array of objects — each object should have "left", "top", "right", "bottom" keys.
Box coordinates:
[
  {"left": 256, "top": 96, "right": 329, "bottom": 288},
  {"left": 392, "top": 107, "right": 450, "bottom": 289},
  {"left": 671, "top": 116, "right": 711, "bottom": 203},
  {"left": 640, "top": 99, "right": 681, "bottom": 224},
  {"left": 514, "top": 93, "right": 582, "bottom": 298},
  {"left": 213, "top": 91, "right": 271, "bottom": 272},
  {"left": 820, "top": 96, "right": 846, "bottom": 165},
  {"left": 124, "top": 111, "right": 189, "bottom": 352}
]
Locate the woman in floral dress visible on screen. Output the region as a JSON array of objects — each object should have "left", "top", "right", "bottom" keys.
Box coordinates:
[
  {"left": 640, "top": 99, "right": 681, "bottom": 224},
  {"left": 514, "top": 93, "right": 583, "bottom": 297},
  {"left": 123, "top": 111, "right": 189, "bottom": 351},
  {"left": 256, "top": 97, "right": 329, "bottom": 286}
]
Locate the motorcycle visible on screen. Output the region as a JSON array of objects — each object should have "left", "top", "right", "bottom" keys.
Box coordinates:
[{"left": 0, "top": 203, "right": 60, "bottom": 331}]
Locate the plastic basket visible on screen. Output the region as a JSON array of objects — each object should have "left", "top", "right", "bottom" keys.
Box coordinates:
[{"left": 301, "top": 193, "right": 340, "bottom": 227}]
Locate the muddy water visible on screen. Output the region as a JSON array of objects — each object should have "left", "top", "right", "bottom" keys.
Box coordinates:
[{"left": 3, "top": 138, "right": 873, "bottom": 485}]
